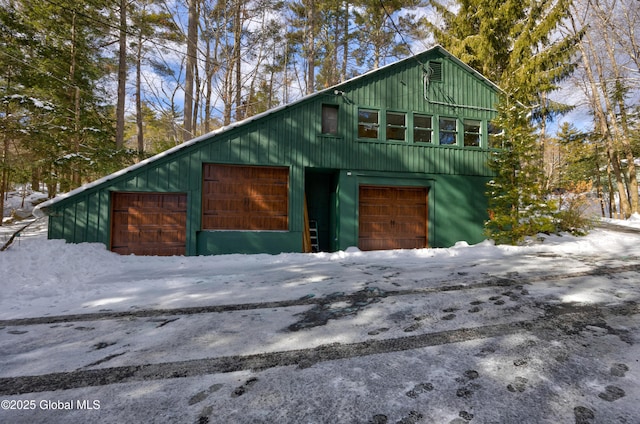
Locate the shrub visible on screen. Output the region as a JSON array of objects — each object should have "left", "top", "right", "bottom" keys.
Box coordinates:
[{"left": 553, "top": 183, "right": 596, "bottom": 236}]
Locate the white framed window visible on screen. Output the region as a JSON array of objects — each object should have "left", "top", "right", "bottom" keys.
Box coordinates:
[
  {"left": 439, "top": 117, "right": 457, "bottom": 145},
  {"left": 386, "top": 111, "right": 406, "bottom": 141},
  {"left": 358, "top": 109, "right": 379, "bottom": 139},
  {"left": 463, "top": 119, "right": 481, "bottom": 147},
  {"left": 413, "top": 114, "right": 432, "bottom": 143}
]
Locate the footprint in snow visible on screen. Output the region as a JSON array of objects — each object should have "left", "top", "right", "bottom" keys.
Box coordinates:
[
  {"left": 458, "top": 410, "right": 474, "bottom": 421},
  {"left": 396, "top": 410, "right": 423, "bottom": 424},
  {"left": 513, "top": 358, "right": 528, "bottom": 367},
  {"left": 195, "top": 405, "right": 213, "bottom": 424},
  {"left": 574, "top": 406, "right": 595, "bottom": 424},
  {"left": 369, "top": 414, "right": 388, "bottom": 424},
  {"left": 598, "top": 385, "right": 625, "bottom": 402},
  {"left": 403, "top": 323, "right": 421, "bottom": 333},
  {"left": 189, "top": 383, "right": 223, "bottom": 405},
  {"left": 405, "top": 382, "right": 434, "bottom": 398},
  {"left": 231, "top": 377, "right": 258, "bottom": 398},
  {"left": 610, "top": 363, "right": 629, "bottom": 377},
  {"left": 456, "top": 387, "right": 474, "bottom": 399},
  {"left": 463, "top": 370, "right": 479, "bottom": 379},
  {"left": 507, "top": 376, "right": 528, "bottom": 393}
]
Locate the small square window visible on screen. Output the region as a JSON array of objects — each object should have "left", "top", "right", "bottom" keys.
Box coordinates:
[
  {"left": 358, "top": 109, "right": 379, "bottom": 139},
  {"left": 464, "top": 119, "right": 481, "bottom": 147},
  {"left": 414, "top": 114, "right": 432, "bottom": 143},
  {"left": 322, "top": 104, "right": 339, "bottom": 135},
  {"left": 386, "top": 112, "right": 406, "bottom": 141},
  {"left": 439, "top": 117, "right": 457, "bottom": 145}
]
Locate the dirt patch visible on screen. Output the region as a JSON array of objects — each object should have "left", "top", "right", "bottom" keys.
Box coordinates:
[{"left": 287, "top": 287, "right": 388, "bottom": 331}]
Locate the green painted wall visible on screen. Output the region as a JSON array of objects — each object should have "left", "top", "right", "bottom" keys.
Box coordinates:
[
  {"left": 46, "top": 47, "right": 499, "bottom": 255},
  {"left": 332, "top": 170, "right": 490, "bottom": 250}
]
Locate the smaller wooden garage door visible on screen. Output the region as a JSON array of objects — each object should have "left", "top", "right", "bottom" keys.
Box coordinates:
[
  {"left": 359, "top": 185, "right": 428, "bottom": 251},
  {"left": 111, "top": 192, "right": 187, "bottom": 256}
]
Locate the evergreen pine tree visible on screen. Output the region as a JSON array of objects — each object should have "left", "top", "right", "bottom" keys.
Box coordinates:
[
  {"left": 555, "top": 122, "right": 592, "bottom": 187},
  {"left": 486, "top": 99, "right": 556, "bottom": 244},
  {"left": 1, "top": 0, "right": 129, "bottom": 195},
  {"left": 427, "top": 0, "right": 582, "bottom": 243}
]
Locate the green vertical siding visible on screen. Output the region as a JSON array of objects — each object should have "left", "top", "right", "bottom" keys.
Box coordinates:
[{"left": 45, "top": 47, "right": 499, "bottom": 255}]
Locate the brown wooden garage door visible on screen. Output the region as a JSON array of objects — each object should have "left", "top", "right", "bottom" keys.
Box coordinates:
[
  {"left": 202, "top": 164, "right": 289, "bottom": 230},
  {"left": 111, "top": 192, "right": 187, "bottom": 256},
  {"left": 358, "top": 185, "right": 428, "bottom": 251}
]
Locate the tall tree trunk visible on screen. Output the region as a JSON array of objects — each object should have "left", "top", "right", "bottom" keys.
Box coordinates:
[
  {"left": 607, "top": 160, "right": 615, "bottom": 218},
  {"left": 0, "top": 133, "right": 8, "bottom": 225},
  {"left": 305, "top": 0, "right": 316, "bottom": 94},
  {"left": 116, "top": 0, "right": 127, "bottom": 149},
  {"left": 601, "top": 24, "right": 638, "bottom": 213},
  {"left": 570, "top": 12, "right": 631, "bottom": 217},
  {"left": 193, "top": 56, "right": 201, "bottom": 133},
  {"left": 591, "top": 56, "right": 631, "bottom": 218},
  {"left": 341, "top": 0, "right": 349, "bottom": 81},
  {"left": 31, "top": 168, "right": 40, "bottom": 194},
  {"left": 183, "top": 0, "right": 198, "bottom": 142},
  {"left": 135, "top": 29, "right": 144, "bottom": 156},
  {"left": 0, "top": 69, "right": 11, "bottom": 224},
  {"left": 234, "top": 1, "right": 243, "bottom": 121},
  {"left": 69, "top": 13, "right": 81, "bottom": 189},
  {"left": 223, "top": 59, "right": 234, "bottom": 125},
  {"left": 283, "top": 41, "right": 290, "bottom": 104},
  {"left": 204, "top": 38, "right": 213, "bottom": 133}
]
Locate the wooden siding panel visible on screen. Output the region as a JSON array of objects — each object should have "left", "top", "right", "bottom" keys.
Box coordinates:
[
  {"left": 85, "top": 191, "right": 100, "bottom": 241},
  {"left": 74, "top": 199, "right": 87, "bottom": 242}
]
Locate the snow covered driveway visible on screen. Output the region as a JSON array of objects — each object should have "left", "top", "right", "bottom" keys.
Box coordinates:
[{"left": 1, "top": 220, "right": 640, "bottom": 423}]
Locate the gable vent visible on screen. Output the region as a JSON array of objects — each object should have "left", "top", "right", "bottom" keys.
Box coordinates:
[{"left": 428, "top": 61, "right": 443, "bottom": 82}]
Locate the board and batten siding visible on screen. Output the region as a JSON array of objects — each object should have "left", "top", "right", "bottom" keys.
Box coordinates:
[{"left": 45, "top": 47, "right": 499, "bottom": 255}]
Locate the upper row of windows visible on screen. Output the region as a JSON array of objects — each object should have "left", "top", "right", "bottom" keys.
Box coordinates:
[{"left": 321, "top": 104, "right": 499, "bottom": 148}]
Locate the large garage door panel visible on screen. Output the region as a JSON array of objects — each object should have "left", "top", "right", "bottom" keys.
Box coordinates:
[{"left": 202, "top": 164, "right": 289, "bottom": 231}]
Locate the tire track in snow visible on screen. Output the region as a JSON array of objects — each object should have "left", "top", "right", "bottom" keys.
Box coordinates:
[
  {"left": 0, "top": 301, "right": 636, "bottom": 395},
  {"left": 2, "top": 261, "right": 640, "bottom": 328}
]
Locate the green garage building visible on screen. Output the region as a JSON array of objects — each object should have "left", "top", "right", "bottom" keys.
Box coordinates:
[{"left": 35, "top": 46, "right": 500, "bottom": 256}]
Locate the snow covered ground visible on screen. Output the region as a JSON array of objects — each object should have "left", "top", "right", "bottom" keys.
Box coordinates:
[{"left": 1, "top": 214, "right": 640, "bottom": 423}]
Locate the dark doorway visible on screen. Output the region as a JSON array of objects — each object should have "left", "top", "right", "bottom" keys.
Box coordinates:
[{"left": 305, "top": 170, "right": 338, "bottom": 252}]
